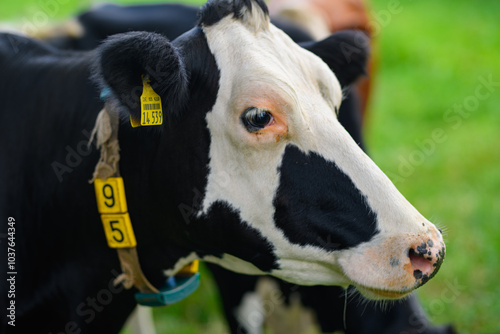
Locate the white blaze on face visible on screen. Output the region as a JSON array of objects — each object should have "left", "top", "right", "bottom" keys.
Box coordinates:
[{"left": 198, "top": 5, "right": 444, "bottom": 294}]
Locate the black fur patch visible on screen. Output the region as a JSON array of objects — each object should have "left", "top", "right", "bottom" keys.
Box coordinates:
[
  {"left": 198, "top": 0, "right": 269, "bottom": 27},
  {"left": 190, "top": 201, "right": 279, "bottom": 272},
  {"left": 273, "top": 145, "right": 379, "bottom": 250}
]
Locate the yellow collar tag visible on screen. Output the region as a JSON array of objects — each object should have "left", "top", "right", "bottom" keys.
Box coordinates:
[
  {"left": 139, "top": 77, "right": 163, "bottom": 126},
  {"left": 94, "top": 177, "right": 137, "bottom": 248}
]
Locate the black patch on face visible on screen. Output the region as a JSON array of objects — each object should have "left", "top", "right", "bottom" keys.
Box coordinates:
[
  {"left": 189, "top": 201, "right": 279, "bottom": 273},
  {"left": 273, "top": 145, "right": 379, "bottom": 251},
  {"left": 198, "top": 0, "right": 269, "bottom": 27}
]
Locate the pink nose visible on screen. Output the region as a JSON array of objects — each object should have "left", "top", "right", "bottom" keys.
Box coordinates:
[{"left": 409, "top": 239, "right": 445, "bottom": 285}]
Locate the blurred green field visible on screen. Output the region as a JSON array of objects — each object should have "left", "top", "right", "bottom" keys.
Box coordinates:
[
  {"left": 1, "top": 0, "right": 499, "bottom": 333},
  {"left": 366, "top": 1, "right": 500, "bottom": 333}
]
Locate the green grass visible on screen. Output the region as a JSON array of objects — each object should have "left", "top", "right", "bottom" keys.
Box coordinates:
[
  {"left": 367, "top": 1, "right": 500, "bottom": 333},
  {"left": 2, "top": 0, "right": 499, "bottom": 333}
]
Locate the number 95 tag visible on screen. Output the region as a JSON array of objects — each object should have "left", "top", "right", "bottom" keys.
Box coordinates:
[{"left": 94, "top": 177, "right": 136, "bottom": 248}]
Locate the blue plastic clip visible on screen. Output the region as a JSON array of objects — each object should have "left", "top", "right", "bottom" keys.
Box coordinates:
[
  {"left": 134, "top": 272, "right": 201, "bottom": 307},
  {"left": 100, "top": 86, "right": 112, "bottom": 101}
]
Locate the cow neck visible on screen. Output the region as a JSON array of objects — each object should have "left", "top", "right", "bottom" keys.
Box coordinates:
[{"left": 89, "top": 88, "right": 200, "bottom": 307}]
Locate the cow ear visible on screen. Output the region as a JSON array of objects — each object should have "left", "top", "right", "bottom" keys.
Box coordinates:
[
  {"left": 93, "top": 31, "right": 188, "bottom": 121},
  {"left": 301, "top": 30, "right": 370, "bottom": 87}
]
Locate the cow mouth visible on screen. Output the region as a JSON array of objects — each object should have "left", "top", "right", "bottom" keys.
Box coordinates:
[{"left": 355, "top": 285, "right": 413, "bottom": 300}]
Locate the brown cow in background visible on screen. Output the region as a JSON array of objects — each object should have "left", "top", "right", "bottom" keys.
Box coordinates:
[{"left": 269, "top": 0, "right": 374, "bottom": 121}]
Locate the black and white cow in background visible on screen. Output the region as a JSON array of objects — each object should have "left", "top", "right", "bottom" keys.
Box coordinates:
[
  {"left": 42, "top": 3, "right": 313, "bottom": 50},
  {"left": 0, "top": 0, "right": 446, "bottom": 333}
]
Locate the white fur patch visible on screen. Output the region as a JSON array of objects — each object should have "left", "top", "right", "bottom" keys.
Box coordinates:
[
  {"left": 163, "top": 252, "right": 198, "bottom": 277},
  {"left": 203, "top": 254, "right": 266, "bottom": 276}
]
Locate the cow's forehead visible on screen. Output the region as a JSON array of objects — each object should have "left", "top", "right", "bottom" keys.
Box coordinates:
[{"left": 202, "top": 13, "right": 343, "bottom": 122}]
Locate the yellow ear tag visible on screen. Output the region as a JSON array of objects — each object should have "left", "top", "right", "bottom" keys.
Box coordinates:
[
  {"left": 140, "top": 77, "right": 163, "bottom": 126},
  {"left": 130, "top": 116, "right": 141, "bottom": 128}
]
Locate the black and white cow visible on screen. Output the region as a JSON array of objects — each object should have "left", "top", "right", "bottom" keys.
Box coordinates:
[
  {"left": 0, "top": 0, "right": 445, "bottom": 333},
  {"left": 32, "top": 4, "right": 452, "bottom": 332}
]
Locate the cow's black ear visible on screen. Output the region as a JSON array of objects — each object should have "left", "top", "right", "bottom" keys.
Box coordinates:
[
  {"left": 301, "top": 30, "right": 370, "bottom": 87},
  {"left": 93, "top": 31, "right": 188, "bottom": 121}
]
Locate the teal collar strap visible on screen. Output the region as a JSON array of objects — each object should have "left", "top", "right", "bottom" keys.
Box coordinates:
[{"left": 135, "top": 273, "right": 201, "bottom": 306}]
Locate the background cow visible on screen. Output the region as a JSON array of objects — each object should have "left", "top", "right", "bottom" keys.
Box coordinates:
[
  {"left": 39, "top": 3, "right": 313, "bottom": 49},
  {"left": 1, "top": 0, "right": 445, "bottom": 333}
]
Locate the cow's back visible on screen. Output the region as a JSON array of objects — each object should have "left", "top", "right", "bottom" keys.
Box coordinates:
[
  {"left": 0, "top": 33, "right": 134, "bottom": 333},
  {"left": 0, "top": 33, "right": 99, "bottom": 215}
]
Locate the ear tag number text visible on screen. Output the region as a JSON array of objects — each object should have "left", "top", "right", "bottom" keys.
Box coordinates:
[{"left": 140, "top": 78, "right": 163, "bottom": 126}]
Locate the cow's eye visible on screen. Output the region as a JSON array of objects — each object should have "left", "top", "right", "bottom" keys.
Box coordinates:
[{"left": 241, "top": 107, "right": 273, "bottom": 132}]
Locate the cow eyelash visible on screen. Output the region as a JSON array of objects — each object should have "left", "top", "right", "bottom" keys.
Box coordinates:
[{"left": 240, "top": 107, "right": 273, "bottom": 133}]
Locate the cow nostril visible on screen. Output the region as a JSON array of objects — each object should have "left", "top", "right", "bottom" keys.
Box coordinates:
[{"left": 408, "top": 248, "right": 434, "bottom": 280}]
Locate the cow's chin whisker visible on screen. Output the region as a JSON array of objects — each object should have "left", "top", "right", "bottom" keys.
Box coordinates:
[
  {"left": 354, "top": 285, "right": 414, "bottom": 300},
  {"left": 341, "top": 286, "right": 405, "bottom": 314}
]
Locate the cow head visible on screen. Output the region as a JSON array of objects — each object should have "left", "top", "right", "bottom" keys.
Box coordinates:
[{"left": 93, "top": 0, "right": 445, "bottom": 299}]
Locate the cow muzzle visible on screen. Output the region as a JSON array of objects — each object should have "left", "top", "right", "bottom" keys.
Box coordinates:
[{"left": 338, "top": 225, "right": 445, "bottom": 300}]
